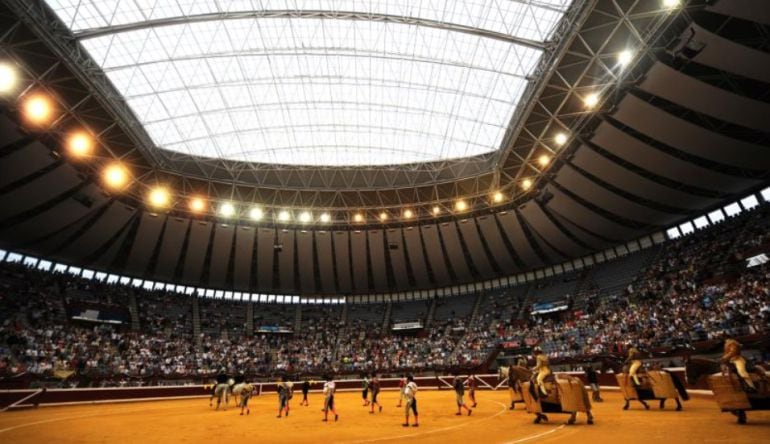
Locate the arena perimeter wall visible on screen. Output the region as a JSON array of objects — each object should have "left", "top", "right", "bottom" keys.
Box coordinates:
[{"left": 1, "top": 369, "right": 708, "bottom": 410}]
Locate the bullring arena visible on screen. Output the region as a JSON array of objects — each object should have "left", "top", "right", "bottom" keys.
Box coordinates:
[
  {"left": 2, "top": 379, "right": 770, "bottom": 444},
  {"left": 2, "top": 0, "right": 770, "bottom": 443}
]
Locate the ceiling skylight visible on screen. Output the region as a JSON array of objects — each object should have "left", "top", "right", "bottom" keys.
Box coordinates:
[{"left": 44, "top": 0, "right": 574, "bottom": 166}]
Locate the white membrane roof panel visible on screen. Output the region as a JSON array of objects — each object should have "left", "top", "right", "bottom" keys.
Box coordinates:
[{"left": 45, "top": 0, "right": 573, "bottom": 166}]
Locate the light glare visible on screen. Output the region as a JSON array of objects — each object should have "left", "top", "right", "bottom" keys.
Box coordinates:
[
  {"left": 299, "top": 211, "right": 312, "bottom": 223},
  {"left": 432, "top": 206, "right": 441, "bottom": 216},
  {"left": 22, "top": 94, "right": 54, "bottom": 125},
  {"left": 455, "top": 200, "right": 468, "bottom": 212},
  {"left": 618, "top": 49, "right": 634, "bottom": 66},
  {"left": 278, "top": 210, "right": 291, "bottom": 222},
  {"left": 219, "top": 202, "right": 235, "bottom": 218},
  {"left": 583, "top": 93, "right": 600, "bottom": 108},
  {"left": 249, "top": 207, "right": 264, "bottom": 221},
  {"left": 103, "top": 163, "right": 129, "bottom": 190},
  {"left": 379, "top": 212, "right": 389, "bottom": 221},
  {"left": 68, "top": 132, "right": 93, "bottom": 157},
  {"left": 148, "top": 187, "right": 170, "bottom": 208},
  {"left": 493, "top": 192, "right": 504, "bottom": 203},
  {"left": 538, "top": 155, "right": 551, "bottom": 167},
  {"left": 662, "top": 0, "right": 680, "bottom": 8},
  {"left": 403, "top": 209, "right": 414, "bottom": 219},
  {"left": 353, "top": 213, "right": 364, "bottom": 223},
  {"left": 522, "top": 178, "right": 533, "bottom": 190},
  {"left": 189, "top": 197, "right": 206, "bottom": 213},
  {"left": 554, "top": 132, "right": 568, "bottom": 146},
  {"left": 0, "top": 62, "right": 18, "bottom": 95},
  {"left": 319, "top": 213, "right": 331, "bottom": 223}
]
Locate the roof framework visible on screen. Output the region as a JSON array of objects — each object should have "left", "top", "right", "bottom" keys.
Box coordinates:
[
  {"left": 0, "top": 0, "right": 715, "bottom": 218},
  {"left": 3, "top": 0, "right": 770, "bottom": 296}
]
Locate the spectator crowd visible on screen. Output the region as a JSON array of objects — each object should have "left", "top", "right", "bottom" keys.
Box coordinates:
[{"left": 1, "top": 206, "right": 768, "bottom": 386}]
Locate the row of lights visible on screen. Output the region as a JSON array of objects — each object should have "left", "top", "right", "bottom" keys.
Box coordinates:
[{"left": 2, "top": 60, "right": 549, "bottom": 224}]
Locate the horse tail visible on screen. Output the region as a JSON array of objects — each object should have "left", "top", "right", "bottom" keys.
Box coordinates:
[{"left": 666, "top": 370, "right": 690, "bottom": 401}]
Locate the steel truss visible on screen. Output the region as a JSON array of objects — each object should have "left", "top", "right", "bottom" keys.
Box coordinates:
[{"left": 0, "top": 0, "right": 710, "bottom": 226}]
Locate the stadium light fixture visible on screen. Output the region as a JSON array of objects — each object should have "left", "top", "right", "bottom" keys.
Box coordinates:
[
  {"left": 521, "top": 178, "right": 533, "bottom": 190},
  {"left": 299, "top": 211, "right": 312, "bottom": 223},
  {"left": 219, "top": 202, "right": 236, "bottom": 218},
  {"left": 583, "top": 92, "right": 600, "bottom": 109},
  {"left": 455, "top": 200, "right": 468, "bottom": 212},
  {"left": 538, "top": 155, "right": 551, "bottom": 167},
  {"left": 662, "top": 0, "right": 680, "bottom": 8},
  {"left": 278, "top": 210, "right": 291, "bottom": 222},
  {"left": 21, "top": 93, "right": 55, "bottom": 126},
  {"left": 249, "top": 207, "right": 264, "bottom": 221},
  {"left": 379, "top": 211, "right": 389, "bottom": 222},
  {"left": 353, "top": 213, "right": 364, "bottom": 223},
  {"left": 147, "top": 187, "right": 170, "bottom": 209},
  {"left": 492, "top": 191, "right": 504, "bottom": 203},
  {"left": 618, "top": 49, "right": 634, "bottom": 67},
  {"left": 102, "top": 163, "right": 130, "bottom": 190},
  {"left": 554, "top": 132, "right": 569, "bottom": 146},
  {"left": 67, "top": 131, "right": 94, "bottom": 158},
  {"left": 432, "top": 206, "right": 441, "bottom": 216},
  {"left": 0, "top": 62, "right": 18, "bottom": 95},
  {"left": 319, "top": 212, "right": 331, "bottom": 223},
  {"left": 403, "top": 209, "right": 414, "bottom": 219},
  {"left": 189, "top": 197, "right": 207, "bottom": 213}
]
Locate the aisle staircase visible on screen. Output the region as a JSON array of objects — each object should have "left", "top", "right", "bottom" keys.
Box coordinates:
[
  {"left": 468, "top": 292, "right": 484, "bottom": 325},
  {"left": 192, "top": 296, "right": 201, "bottom": 346},
  {"left": 382, "top": 301, "right": 392, "bottom": 330},
  {"left": 246, "top": 302, "right": 254, "bottom": 337},
  {"left": 447, "top": 293, "right": 486, "bottom": 363},
  {"left": 294, "top": 305, "right": 302, "bottom": 333},
  {"left": 128, "top": 290, "right": 141, "bottom": 331},
  {"left": 425, "top": 297, "right": 437, "bottom": 327},
  {"left": 516, "top": 285, "right": 535, "bottom": 319}
]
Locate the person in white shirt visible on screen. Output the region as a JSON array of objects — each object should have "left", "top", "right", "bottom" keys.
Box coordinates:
[
  {"left": 402, "top": 375, "right": 419, "bottom": 427},
  {"left": 322, "top": 375, "right": 339, "bottom": 422}
]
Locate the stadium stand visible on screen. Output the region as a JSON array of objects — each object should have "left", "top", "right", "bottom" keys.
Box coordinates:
[{"left": 1, "top": 204, "right": 768, "bottom": 387}]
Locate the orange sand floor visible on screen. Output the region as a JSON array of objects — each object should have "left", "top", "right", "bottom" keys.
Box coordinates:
[{"left": 1, "top": 390, "right": 769, "bottom": 443}]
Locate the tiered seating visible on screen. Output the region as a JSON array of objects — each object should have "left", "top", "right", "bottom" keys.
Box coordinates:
[
  {"left": 390, "top": 299, "right": 430, "bottom": 323},
  {"left": 433, "top": 295, "right": 475, "bottom": 321},
  {"left": 199, "top": 298, "right": 247, "bottom": 338},
  {"left": 253, "top": 303, "right": 294, "bottom": 329},
  {"left": 138, "top": 291, "right": 191, "bottom": 338},
  {"left": 346, "top": 303, "right": 386, "bottom": 325}
]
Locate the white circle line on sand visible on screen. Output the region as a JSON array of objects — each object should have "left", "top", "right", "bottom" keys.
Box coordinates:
[
  {"left": 0, "top": 411, "right": 108, "bottom": 434},
  {"left": 0, "top": 402, "right": 189, "bottom": 434},
  {"left": 501, "top": 424, "right": 566, "bottom": 444},
  {"left": 341, "top": 401, "right": 510, "bottom": 444}
]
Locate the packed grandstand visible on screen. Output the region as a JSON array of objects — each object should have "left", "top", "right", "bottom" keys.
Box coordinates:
[{"left": 2, "top": 203, "right": 767, "bottom": 387}]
